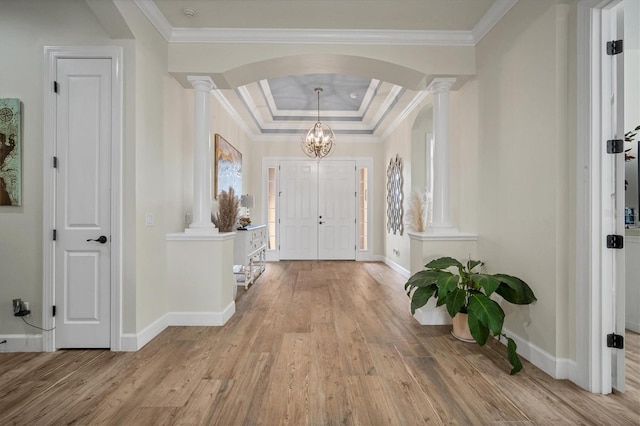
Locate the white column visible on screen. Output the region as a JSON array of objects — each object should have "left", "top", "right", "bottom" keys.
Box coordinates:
[
  {"left": 427, "top": 78, "right": 456, "bottom": 231},
  {"left": 186, "top": 76, "right": 217, "bottom": 234}
]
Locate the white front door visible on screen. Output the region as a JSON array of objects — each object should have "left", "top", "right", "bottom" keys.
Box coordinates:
[
  {"left": 54, "top": 58, "right": 112, "bottom": 348},
  {"left": 318, "top": 161, "right": 356, "bottom": 259},
  {"left": 279, "top": 160, "right": 356, "bottom": 260},
  {"left": 279, "top": 160, "right": 319, "bottom": 260}
]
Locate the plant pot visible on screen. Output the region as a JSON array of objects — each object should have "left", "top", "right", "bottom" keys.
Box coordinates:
[{"left": 452, "top": 313, "right": 475, "bottom": 343}]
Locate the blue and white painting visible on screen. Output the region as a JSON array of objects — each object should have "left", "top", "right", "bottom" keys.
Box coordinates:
[{"left": 214, "top": 133, "right": 242, "bottom": 199}]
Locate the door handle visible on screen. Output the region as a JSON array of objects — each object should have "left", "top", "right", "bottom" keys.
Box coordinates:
[{"left": 87, "top": 235, "right": 108, "bottom": 244}]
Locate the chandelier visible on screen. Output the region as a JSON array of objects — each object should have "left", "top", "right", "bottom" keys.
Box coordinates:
[{"left": 301, "top": 87, "right": 335, "bottom": 159}]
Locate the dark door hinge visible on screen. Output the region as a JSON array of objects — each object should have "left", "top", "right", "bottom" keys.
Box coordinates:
[
  {"left": 606, "top": 139, "right": 624, "bottom": 154},
  {"left": 607, "top": 40, "right": 623, "bottom": 55},
  {"left": 53, "top": 229, "right": 57, "bottom": 241},
  {"left": 53, "top": 81, "right": 59, "bottom": 93},
  {"left": 606, "top": 234, "right": 623, "bottom": 249},
  {"left": 607, "top": 333, "right": 624, "bottom": 349},
  {"left": 53, "top": 156, "right": 58, "bottom": 168},
  {"left": 52, "top": 305, "right": 56, "bottom": 317}
]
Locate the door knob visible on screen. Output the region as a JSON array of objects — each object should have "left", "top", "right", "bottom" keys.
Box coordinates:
[
  {"left": 319, "top": 221, "right": 324, "bottom": 225},
  {"left": 87, "top": 235, "right": 108, "bottom": 244}
]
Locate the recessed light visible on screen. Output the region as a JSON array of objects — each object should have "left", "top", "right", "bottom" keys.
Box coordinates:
[{"left": 183, "top": 8, "right": 197, "bottom": 17}]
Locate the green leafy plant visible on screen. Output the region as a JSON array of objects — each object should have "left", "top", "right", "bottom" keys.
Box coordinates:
[{"left": 405, "top": 256, "right": 537, "bottom": 374}]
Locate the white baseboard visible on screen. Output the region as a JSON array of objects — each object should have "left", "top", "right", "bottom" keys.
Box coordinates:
[
  {"left": 413, "top": 305, "right": 452, "bottom": 325},
  {"left": 383, "top": 257, "right": 410, "bottom": 278},
  {"left": 0, "top": 334, "right": 43, "bottom": 352},
  {"left": 626, "top": 320, "right": 640, "bottom": 334},
  {"left": 167, "top": 301, "right": 236, "bottom": 326},
  {"left": 119, "top": 302, "right": 236, "bottom": 351},
  {"left": 501, "top": 326, "right": 575, "bottom": 380}
]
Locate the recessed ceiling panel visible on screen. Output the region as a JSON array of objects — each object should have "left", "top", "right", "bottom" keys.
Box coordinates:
[{"left": 267, "top": 74, "right": 371, "bottom": 112}]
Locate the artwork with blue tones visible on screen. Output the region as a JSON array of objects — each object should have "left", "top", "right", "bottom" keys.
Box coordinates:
[{"left": 214, "top": 133, "right": 242, "bottom": 199}]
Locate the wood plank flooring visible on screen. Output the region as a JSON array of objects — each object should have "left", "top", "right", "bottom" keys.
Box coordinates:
[{"left": 1, "top": 261, "right": 639, "bottom": 425}]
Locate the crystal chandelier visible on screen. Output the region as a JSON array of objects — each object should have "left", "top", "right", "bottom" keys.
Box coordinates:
[{"left": 301, "top": 87, "right": 335, "bottom": 159}]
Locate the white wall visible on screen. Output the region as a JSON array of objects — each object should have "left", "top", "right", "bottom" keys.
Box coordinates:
[
  {"left": 475, "top": 0, "right": 575, "bottom": 359},
  {"left": 0, "top": 0, "right": 131, "bottom": 337}
]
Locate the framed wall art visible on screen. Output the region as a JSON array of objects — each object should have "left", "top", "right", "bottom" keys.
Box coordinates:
[
  {"left": 214, "top": 133, "right": 242, "bottom": 199},
  {"left": 0, "top": 98, "right": 22, "bottom": 206},
  {"left": 387, "top": 154, "right": 403, "bottom": 235}
]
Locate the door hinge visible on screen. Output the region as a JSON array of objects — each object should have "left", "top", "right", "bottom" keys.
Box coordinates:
[
  {"left": 53, "top": 81, "right": 59, "bottom": 93},
  {"left": 606, "top": 333, "right": 624, "bottom": 349},
  {"left": 53, "top": 156, "right": 58, "bottom": 168},
  {"left": 52, "top": 305, "right": 56, "bottom": 317},
  {"left": 606, "top": 39, "right": 623, "bottom": 55},
  {"left": 606, "top": 234, "right": 624, "bottom": 249},
  {"left": 606, "top": 139, "right": 624, "bottom": 154},
  {"left": 52, "top": 229, "right": 57, "bottom": 241}
]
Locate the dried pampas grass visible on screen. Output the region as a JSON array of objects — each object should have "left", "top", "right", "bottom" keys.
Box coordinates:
[
  {"left": 406, "top": 189, "right": 426, "bottom": 232},
  {"left": 212, "top": 186, "right": 240, "bottom": 232}
]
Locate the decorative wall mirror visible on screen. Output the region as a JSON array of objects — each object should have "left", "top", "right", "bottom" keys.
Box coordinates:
[{"left": 387, "top": 154, "right": 404, "bottom": 235}]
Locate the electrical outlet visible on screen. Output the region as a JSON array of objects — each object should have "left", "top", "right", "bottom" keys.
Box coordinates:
[
  {"left": 12, "top": 299, "right": 30, "bottom": 317},
  {"left": 23, "top": 302, "right": 30, "bottom": 318}
]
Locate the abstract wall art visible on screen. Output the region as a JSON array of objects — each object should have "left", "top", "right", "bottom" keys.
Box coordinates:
[{"left": 214, "top": 133, "right": 242, "bottom": 199}]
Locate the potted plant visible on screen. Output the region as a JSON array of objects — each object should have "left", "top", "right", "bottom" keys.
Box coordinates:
[{"left": 405, "top": 256, "right": 537, "bottom": 374}]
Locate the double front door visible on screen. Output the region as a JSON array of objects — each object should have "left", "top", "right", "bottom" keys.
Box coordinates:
[{"left": 279, "top": 160, "right": 356, "bottom": 260}]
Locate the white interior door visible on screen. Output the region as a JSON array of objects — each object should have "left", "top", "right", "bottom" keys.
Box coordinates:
[
  {"left": 55, "top": 58, "right": 112, "bottom": 348},
  {"left": 318, "top": 161, "right": 356, "bottom": 259},
  {"left": 597, "top": 1, "right": 626, "bottom": 392},
  {"left": 279, "top": 161, "right": 319, "bottom": 260},
  {"left": 610, "top": 2, "right": 626, "bottom": 392}
]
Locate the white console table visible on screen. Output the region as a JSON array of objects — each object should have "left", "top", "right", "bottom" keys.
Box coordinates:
[{"left": 233, "top": 224, "right": 267, "bottom": 290}]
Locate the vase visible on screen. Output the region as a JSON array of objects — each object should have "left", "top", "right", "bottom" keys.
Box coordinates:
[{"left": 452, "top": 312, "right": 475, "bottom": 343}]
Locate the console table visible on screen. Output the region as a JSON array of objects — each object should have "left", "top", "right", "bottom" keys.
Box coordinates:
[{"left": 233, "top": 224, "right": 267, "bottom": 290}]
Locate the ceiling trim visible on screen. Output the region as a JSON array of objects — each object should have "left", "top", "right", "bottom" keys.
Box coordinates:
[
  {"left": 379, "top": 90, "right": 430, "bottom": 141},
  {"left": 132, "top": 0, "right": 172, "bottom": 40},
  {"left": 134, "top": 0, "right": 519, "bottom": 46},
  {"left": 170, "top": 28, "right": 475, "bottom": 46},
  {"left": 472, "top": 0, "right": 519, "bottom": 42}
]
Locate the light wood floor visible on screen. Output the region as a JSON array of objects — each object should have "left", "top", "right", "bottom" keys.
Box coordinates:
[{"left": 1, "top": 261, "right": 639, "bottom": 425}]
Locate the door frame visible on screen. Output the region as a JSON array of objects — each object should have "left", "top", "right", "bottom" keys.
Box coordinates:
[
  {"left": 576, "top": 0, "right": 624, "bottom": 393},
  {"left": 42, "top": 46, "right": 124, "bottom": 351}
]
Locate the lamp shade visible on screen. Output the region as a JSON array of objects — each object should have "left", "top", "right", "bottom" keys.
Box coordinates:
[{"left": 240, "top": 194, "right": 254, "bottom": 208}]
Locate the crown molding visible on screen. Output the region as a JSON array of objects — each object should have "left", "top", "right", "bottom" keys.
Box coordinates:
[
  {"left": 132, "top": 0, "right": 172, "bottom": 41},
  {"left": 379, "top": 90, "right": 430, "bottom": 141},
  {"left": 472, "top": 0, "right": 518, "bottom": 43},
  {"left": 170, "top": 28, "right": 475, "bottom": 46}
]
